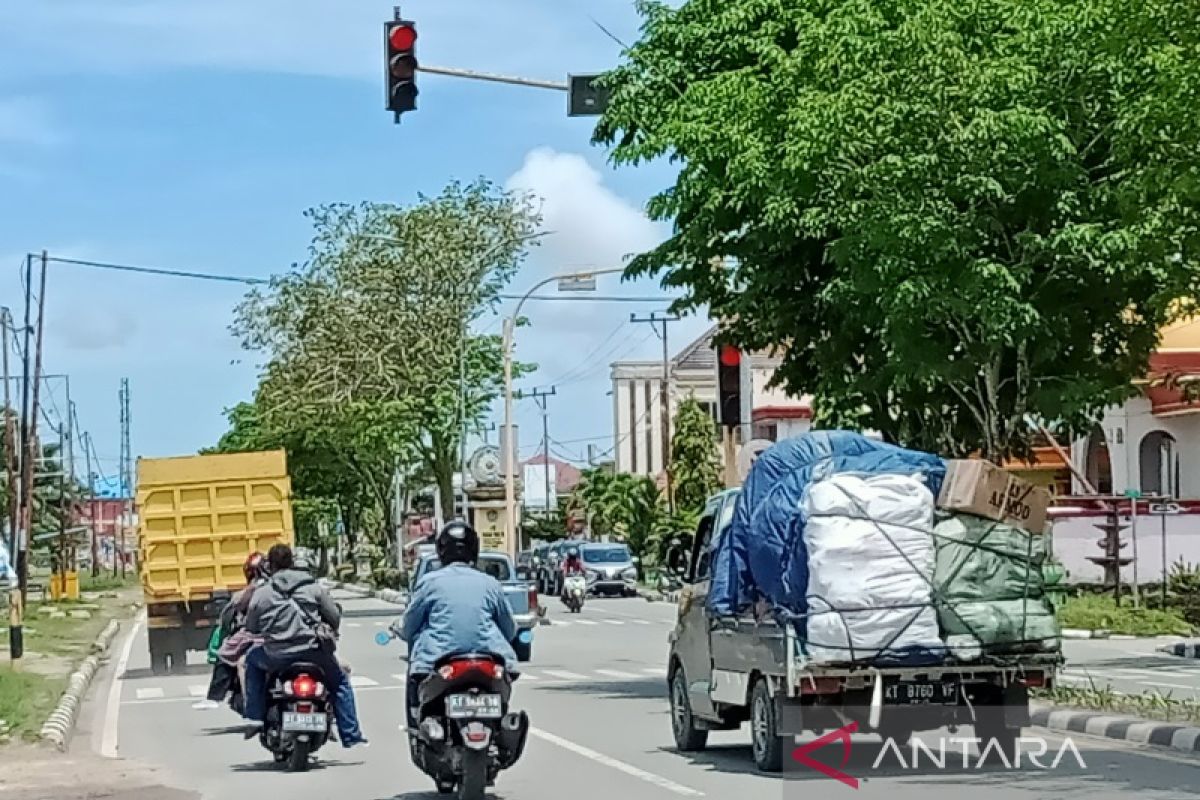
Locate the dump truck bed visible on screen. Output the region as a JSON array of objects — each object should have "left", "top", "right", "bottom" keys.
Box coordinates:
[{"left": 138, "top": 450, "right": 295, "bottom": 604}]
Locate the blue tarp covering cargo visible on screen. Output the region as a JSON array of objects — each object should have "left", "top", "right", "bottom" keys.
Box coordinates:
[{"left": 707, "top": 431, "right": 947, "bottom": 618}]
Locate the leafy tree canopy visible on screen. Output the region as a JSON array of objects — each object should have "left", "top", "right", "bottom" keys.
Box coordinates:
[{"left": 597, "top": 0, "right": 1200, "bottom": 461}]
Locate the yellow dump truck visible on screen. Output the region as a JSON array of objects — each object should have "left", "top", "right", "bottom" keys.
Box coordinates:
[{"left": 138, "top": 450, "right": 294, "bottom": 675}]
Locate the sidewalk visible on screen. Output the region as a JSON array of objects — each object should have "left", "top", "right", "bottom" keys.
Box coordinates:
[{"left": 0, "top": 744, "right": 198, "bottom": 800}]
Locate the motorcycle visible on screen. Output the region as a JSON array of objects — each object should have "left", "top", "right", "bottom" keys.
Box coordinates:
[
  {"left": 377, "top": 629, "right": 529, "bottom": 799},
  {"left": 257, "top": 662, "right": 334, "bottom": 771},
  {"left": 561, "top": 575, "right": 586, "bottom": 613}
]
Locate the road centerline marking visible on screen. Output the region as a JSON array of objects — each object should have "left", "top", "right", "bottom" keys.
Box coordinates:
[
  {"left": 529, "top": 727, "right": 703, "bottom": 796},
  {"left": 543, "top": 669, "right": 587, "bottom": 680}
]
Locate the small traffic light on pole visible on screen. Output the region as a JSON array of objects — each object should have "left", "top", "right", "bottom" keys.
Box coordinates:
[
  {"left": 385, "top": 17, "right": 419, "bottom": 120},
  {"left": 717, "top": 344, "right": 742, "bottom": 427}
]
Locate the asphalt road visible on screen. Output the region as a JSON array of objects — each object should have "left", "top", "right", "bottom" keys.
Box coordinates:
[
  {"left": 91, "top": 590, "right": 1200, "bottom": 799},
  {"left": 1060, "top": 639, "right": 1200, "bottom": 698}
]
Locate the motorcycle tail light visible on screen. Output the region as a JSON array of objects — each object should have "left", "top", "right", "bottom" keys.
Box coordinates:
[
  {"left": 440, "top": 658, "right": 500, "bottom": 682},
  {"left": 293, "top": 674, "right": 318, "bottom": 698}
]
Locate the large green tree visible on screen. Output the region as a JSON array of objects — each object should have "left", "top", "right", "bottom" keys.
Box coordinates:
[
  {"left": 597, "top": 0, "right": 1200, "bottom": 461},
  {"left": 233, "top": 180, "right": 541, "bottom": 515},
  {"left": 670, "top": 397, "right": 723, "bottom": 512}
]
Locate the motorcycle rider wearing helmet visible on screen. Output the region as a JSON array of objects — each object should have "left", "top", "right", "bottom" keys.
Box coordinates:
[
  {"left": 399, "top": 520, "right": 517, "bottom": 729},
  {"left": 560, "top": 545, "right": 585, "bottom": 597}
]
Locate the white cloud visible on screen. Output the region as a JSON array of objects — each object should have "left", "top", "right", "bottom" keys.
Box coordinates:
[
  {"left": 506, "top": 147, "right": 665, "bottom": 272},
  {"left": 0, "top": 97, "right": 63, "bottom": 147}
]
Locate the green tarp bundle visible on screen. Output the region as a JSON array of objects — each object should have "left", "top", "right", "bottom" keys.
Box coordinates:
[{"left": 933, "top": 512, "right": 1061, "bottom": 653}]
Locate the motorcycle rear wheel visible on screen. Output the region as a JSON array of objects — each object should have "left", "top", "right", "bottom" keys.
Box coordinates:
[
  {"left": 287, "top": 740, "right": 311, "bottom": 772},
  {"left": 458, "top": 749, "right": 487, "bottom": 800}
]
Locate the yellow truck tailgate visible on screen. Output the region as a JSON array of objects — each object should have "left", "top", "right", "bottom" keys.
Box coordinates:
[{"left": 138, "top": 450, "right": 294, "bottom": 603}]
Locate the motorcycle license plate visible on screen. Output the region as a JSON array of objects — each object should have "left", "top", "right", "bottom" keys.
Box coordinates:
[
  {"left": 883, "top": 679, "right": 959, "bottom": 706},
  {"left": 282, "top": 711, "right": 328, "bottom": 732},
  {"left": 446, "top": 693, "right": 503, "bottom": 719}
]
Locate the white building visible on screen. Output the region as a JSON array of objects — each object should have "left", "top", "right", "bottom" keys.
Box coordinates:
[{"left": 610, "top": 327, "right": 811, "bottom": 479}]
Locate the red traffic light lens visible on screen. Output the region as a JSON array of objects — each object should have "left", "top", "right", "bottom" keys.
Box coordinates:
[
  {"left": 389, "top": 24, "right": 417, "bottom": 51},
  {"left": 719, "top": 345, "right": 741, "bottom": 367}
]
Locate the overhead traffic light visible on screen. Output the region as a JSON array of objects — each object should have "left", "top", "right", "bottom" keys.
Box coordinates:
[
  {"left": 385, "top": 19, "right": 419, "bottom": 118},
  {"left": 717, "top": 344, "right": 742, "bottom": 427}
]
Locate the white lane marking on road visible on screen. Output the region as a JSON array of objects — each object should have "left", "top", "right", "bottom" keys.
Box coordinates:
[
  {"left": 135, "top": 687, "right": 164, "bottom": 700},
  {"left": 574, "top": 620, "right": 598, "bottom": 626},
  {"left": 543, "top": 670, "right": 587, "bottom": 680},
  {"left": 630, "top": 620, "right": 651, "bottom": 625},
  {"left": 102, "top": 612, "right": 144, "bottom": 758},
  {"left": 602, "top": 620, "right": 625, "bottom": 625},
  {"left": 346, "top": 622, "right": 363, "bottom": 628},
  {"left": 595, "top": 669, "right": 639, "bottom": 679},
  {"left": 392, "top": 674, "right": 408, "bottom": 683},
  {"left": 551, "top": 620, "right": 571, "bottom": 627},
  {"left": 374, "top": 621, "right": 386, "bottom": 627},
  {"left": 350, "top": 675, "right": 379, "bottom": 687},
  {"left": 188, "top": 685, "right": 207, "bottom": 697},
  {"left": 530, "top": 727, "right": 703, "bottom": 797},
  {"left": 518, "top": 673, "right": 538, "bottom": 681},
  {"left": 642, "top": 668, "right": 667, "bottom": 676}
]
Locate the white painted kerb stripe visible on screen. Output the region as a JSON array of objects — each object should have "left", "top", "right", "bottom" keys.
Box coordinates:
[
  {"left": 102, "top": 611, "right": 144, "bottom": 758},
  {"left": 530, "top": 727, "right": 703, "bottom": 796}
]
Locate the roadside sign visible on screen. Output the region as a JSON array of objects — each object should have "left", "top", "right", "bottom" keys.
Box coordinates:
[
  {"left": 737, "top": 439, "right": 773, "bottom": 481},
  {"left": 1149, "top": 502, "right": 1184, "bottom": 515}
]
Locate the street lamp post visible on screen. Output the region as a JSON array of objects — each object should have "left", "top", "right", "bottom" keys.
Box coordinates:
[{"left": 503, "top": 267, "right": 625, "bottom": 557}]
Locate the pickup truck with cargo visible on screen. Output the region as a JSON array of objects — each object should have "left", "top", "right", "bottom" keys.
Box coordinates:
[
  {"left": 137, "top": 450, "right": 294, "bottom": 675},
  {"left": 667, "top": 488, "right": 1061, "bottom": 772},
  {"left": 409, "top": 550, "right": 539, "bottom": 662}
]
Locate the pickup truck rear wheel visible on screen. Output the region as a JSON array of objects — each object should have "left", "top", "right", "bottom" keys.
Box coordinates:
[
  {"left": 750, "top": 679, "right": 783, "bottom": 772},
  {"left": 670, "top": 669, "right": 708, "bottom": 752},
  {"left": 513, "top": 636, "right": 533, "bottom": 663}
]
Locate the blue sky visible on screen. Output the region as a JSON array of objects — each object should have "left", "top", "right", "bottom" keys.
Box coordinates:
[{"left": 0, "top": 1, "right": 712, "bottom": 477}]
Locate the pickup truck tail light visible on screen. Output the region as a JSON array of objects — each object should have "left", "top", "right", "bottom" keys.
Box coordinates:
[
  {"left": 528, "top": 586, "right": 538, "bottom": 612},
  {"left": 1018, "top": 672, "right": 1046, "bottom": 688}
]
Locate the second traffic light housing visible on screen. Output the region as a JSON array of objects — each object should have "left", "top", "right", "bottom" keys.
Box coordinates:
[
  {"left": 718, "top": 344, "right": 742, "bottom": 427},
  {"left": 386, "top": 20, "right": 419, "bottom": 116}
]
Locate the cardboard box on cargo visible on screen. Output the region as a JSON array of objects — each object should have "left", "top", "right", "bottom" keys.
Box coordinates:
[{"left": 937, "top": 459, "right": 1050, "bottom": 534}]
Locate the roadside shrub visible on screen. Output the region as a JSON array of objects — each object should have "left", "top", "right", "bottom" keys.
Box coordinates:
[{"left": 1057, "top": 593, "right": 1193, "bottom": 636}]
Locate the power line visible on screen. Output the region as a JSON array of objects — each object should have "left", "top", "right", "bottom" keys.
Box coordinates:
[{"left": 39, "top": 254, "right": 680, "bottom": 303}]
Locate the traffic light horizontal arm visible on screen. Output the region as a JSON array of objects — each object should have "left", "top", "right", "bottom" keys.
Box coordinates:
[{"left": 418, "top": 64, "right": 568, "bottom": 91}]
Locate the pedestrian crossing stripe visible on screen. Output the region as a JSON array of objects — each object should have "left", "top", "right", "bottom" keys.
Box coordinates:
[
  {"left": 135, "top": 687, "right": 164, "bottom": 700},
  {"left": 596, "top": 669, "right": 639, "bottom": 679},
  {"left": 349, "top": 675, "right": 379, "bottom": 687},
  {"left": 543, "top": 670, "right": 587, "bottom": 680}
]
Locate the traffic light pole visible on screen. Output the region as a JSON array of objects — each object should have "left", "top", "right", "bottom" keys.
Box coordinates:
[{"left": 418, "top": 65, "right": 568, "bottom": 92}]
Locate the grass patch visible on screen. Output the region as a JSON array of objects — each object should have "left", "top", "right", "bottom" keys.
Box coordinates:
[
  {"left": 0, "top": 669, "right": 67, "bottom": 741},
  {"left": 80, "top": 573, "right": 138, "bottom": 593},
  {"left": 1056, "top": 593, "right": 1193, "bottom": 636},
  {"left": 1035, "top": 682, "right": 1200, "bottom": 726}
]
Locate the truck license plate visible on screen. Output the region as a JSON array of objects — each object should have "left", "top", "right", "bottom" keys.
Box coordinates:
[
  {"left": 446, "top": 693, "right": 503, "bottom": 719},
  {"left": 884, "top": 679, "right": 958, "bottom": 706},
  {"left": 282, "top": 712, "right": 328, "bottom": 732}
]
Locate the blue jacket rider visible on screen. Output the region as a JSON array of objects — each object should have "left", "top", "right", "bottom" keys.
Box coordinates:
[{"left": 400, "top": 521, "right": 518, "bottom": 727}]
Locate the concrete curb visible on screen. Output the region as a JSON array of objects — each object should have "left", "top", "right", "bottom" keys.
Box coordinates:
[
  {"left": 1060, "top": 629, "right": 1184, "bottom": 641},
  {"left": 325, "top": 578, "right": 406, "bottom": 605},
  {"left": 40, "top": 618, "right": 121, "bottom": 750},
  {"left": 1031, "top": 704, "right": 1200, "bottom": 754},
  {"left": 1158, "top": 641, "right": 1200, "bottom": 658}
]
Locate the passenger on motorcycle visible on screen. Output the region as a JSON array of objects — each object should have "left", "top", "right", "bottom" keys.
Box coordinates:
[
  {"left": 242, "top": 544, "right": 368, "bottom": 747},
  {"left": 400, "top": 520, "right": 518, "bottom": 729},
  {"left": 194, "top": 552, "right": 266, "bottom": 710}
]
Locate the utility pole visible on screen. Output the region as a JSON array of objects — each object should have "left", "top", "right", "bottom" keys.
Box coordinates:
[
  {"left": 515, "top": 387, "right": 557, "bottom": 514},
  {"left": 19, "top": 253, "right": 48, "bottom": 603},
  {"left": 56, "top": 423, "right": 67, "bottom": 589},
  {"left": 630, "top": 312, "right": 680, "bottom": 512},
  {"left": 2, "top": 306, "right": 18, "bottom": 660},
  {"left": 118, "top": 378, "right": 132, "bottom": 579},
  {"left": 84, "top": 431, "right": 98, "bottom": 577}
]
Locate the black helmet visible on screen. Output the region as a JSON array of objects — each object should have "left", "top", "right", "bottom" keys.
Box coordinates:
[{"left": 436, "top": 520, "right": 480, "bottom": 565}]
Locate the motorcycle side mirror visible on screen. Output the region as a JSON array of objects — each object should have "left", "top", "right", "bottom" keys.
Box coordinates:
[{"left": 375, "top": 631, "right": 392, "bottom": 646}]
